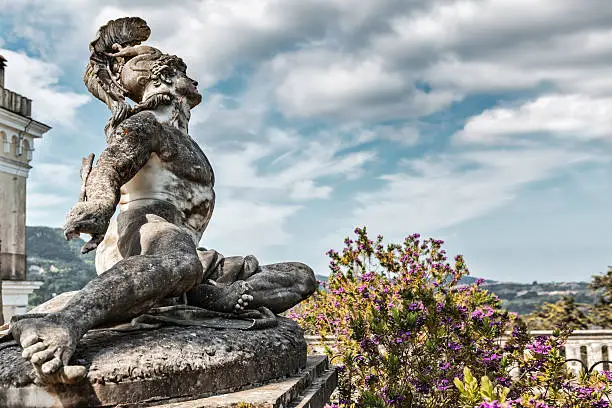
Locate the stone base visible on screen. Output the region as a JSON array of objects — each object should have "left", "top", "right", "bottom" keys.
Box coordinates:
[
  {"left": 155, "top": 355, "right": 337, "bottom": 408},
  {"left": 0, "top": 317, "right": 307, "bottom": 407}
]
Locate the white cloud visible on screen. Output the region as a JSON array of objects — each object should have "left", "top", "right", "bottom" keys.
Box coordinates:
[
  {"left": 29, "top": 163, "right": 78, "bottom": 188},
  {"left": 355, "top": 125, "right": 420, "bottom": 145},
  {"left": 26, "top": 193, "right": 70, "bottom": 227},
  {"left": 274, "top": 55, "right": 405, "bottom": 118},
  {"left": 0, "top": 49, "right": 90, "bottom": 127},
  {"left": 455, "top": 94, "right": 612, "bottom": 144},
  {"left": 347, "top": 147, "right": 605, "bottom": 237},
  {"left": 289, "top": 180, "right": 332, "bottom": 200},
  {"left": 202, "top": 196, "right": 301, "bottom": 255}
]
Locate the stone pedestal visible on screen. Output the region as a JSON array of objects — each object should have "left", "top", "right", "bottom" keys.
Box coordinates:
[
  {"left": 0, "top": 317, "right": 315, "bottom": 407},
  {"left": 155, "top": 355, "right": 337, "bottom": 408}
]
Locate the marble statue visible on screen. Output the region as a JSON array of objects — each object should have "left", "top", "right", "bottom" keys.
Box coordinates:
[{"left": 7, "top": 17, "right": 317, "bottom": 385}]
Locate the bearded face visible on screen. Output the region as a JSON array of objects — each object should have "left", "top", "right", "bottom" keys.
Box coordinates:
[{"left": 174, "top": 70, "right": 202, "bottom": 109}]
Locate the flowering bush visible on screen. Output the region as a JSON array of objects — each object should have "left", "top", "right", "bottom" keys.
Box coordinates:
[
  {"left": 288, "top": 227, "right": 612, "bottom": 407},
  {"left": 290, "top": 227, "right": 515, "bottom": 406}
]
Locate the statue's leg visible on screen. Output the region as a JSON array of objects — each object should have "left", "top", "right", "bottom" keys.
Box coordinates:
[
  {"left": 243, "top": 262, "right": 317, "bottom": 314},
  {"left": 187, "top": 261, "right": 317, "bottom": 314},
  {"left": 10, "top": 211, "right": 203, "bottom": 383}
]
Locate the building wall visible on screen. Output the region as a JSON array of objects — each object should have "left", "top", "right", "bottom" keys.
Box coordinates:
[
  {"left": 0, "top": 170, "right": 27, "bottom": 280},
  {"left": 0, "top": 124, "right": 32, "bottom": 282},
  {"left": 0, "top": 59, "right": 51, "bottom": 323}
]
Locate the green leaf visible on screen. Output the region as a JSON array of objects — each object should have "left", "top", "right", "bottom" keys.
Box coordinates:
[
  {"left": 499, "top": 387, "right": 510, "bottom": 403},
  {"left": 453, "top": 377, "right": 465, "bottom": 393},
  {"left": 480, "top": 375, "right": 494, "bottom": 401}
]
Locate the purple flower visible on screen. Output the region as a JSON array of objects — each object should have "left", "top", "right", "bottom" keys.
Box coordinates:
[
  {"left": 364, "top": 374, "right": 378, "bottom": 384},
  {"left": 471, "top": 309, "right": 485, "bottom": 319},
  {"left": 478, "top": 401, "right": 504, "bottom": 408},
  {"left": 496, "top": 376, "right": 511, "bottom": 387},
  {"left": 526, "top": 336, "right": 552, "bottom": 354},
  {"left": 436, "top": 379, "right": 451, "bottom": 391},
  {"left": 408, "top": 302, "right": 423, "bottom": 311},
  {"left": 361, "top": 272, "right": 374, "bottom": 282},
  {"left": 483, "top": 353, "right": 501, "bottom": 362}
]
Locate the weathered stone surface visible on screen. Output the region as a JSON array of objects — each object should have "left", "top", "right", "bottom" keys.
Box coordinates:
[
  {"left": 148, "top": 355, "right": 336, "bottom": 408},
  {"left": 0, "top": 317, "right": 306, "bottom": 407}
]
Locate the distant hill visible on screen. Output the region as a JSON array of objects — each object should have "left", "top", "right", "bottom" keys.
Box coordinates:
[
  {"left": 482, "top": 280, "right": 597, "bottom": 315},
  {"left": 313, "top": 272, "right": 596, "bottom": 315},
  {"left": 22, "top": 226, "right": 600, "bottom": 314},
  {"left": 26, "top": 226, "right": 97, "bottom": 306}
]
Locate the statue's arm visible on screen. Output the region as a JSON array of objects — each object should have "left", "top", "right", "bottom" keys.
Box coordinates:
[
  {"left": 65, "top": 113, "right": 159, "bottom": 252},
  {"left": 105, "top": 45, "right": 160, "bottom": 58}
]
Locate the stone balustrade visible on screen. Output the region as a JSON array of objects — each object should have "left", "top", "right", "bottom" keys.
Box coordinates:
[
  {"left": 0, "top": 87, "right": 31, "bottom": 117},
  {"left": 523, "top": 330, "right": 612, "bottom": 373}
]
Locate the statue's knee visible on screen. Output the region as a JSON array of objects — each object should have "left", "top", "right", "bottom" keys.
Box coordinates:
[
  {"left": 185, "top": 252, "right": 204, "bottom": 280},
  {"left": 174, "top": 253, "right": 203, "bottom": 289},
  {"left": 294, "top": 262, "right": 317, "bottom": 296}
]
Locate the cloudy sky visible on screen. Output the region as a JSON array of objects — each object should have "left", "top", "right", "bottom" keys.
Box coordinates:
[{"left": 0, "top": 0, "right": 610, "bottom": 283}]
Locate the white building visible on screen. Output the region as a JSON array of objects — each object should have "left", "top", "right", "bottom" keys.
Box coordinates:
[{"left": 0, "top": 54, "right": 50, "bottom": 322}]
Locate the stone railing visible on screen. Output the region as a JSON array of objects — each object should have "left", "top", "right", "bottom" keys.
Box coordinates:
[
  {"left": 306, "top": 330, "right": 612, "bottom": 374},
  {"left": 525, "top": 330, "right": 612, "bottom": 373},
  {"left": 0, "top": 87, "right": 31, "bottom": 117}
]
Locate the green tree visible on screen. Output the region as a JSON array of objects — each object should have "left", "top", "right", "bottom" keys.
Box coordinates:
[
  {"left": 589, "top": 266, "right": 612, "bottom": 328},
  {"left": 522, "top": 295, "right": 591, "bottom": 330}
]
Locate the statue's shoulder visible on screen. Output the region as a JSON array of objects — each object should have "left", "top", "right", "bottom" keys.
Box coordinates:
[
  {"left": 105, "top": 111, "right": 162, "bottom": 147},
  {"left": 115, "top": 111, "right": 161, "bottom": 132}
]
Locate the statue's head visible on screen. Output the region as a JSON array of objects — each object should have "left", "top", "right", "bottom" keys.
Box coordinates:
[
  {"left": 84, "top": 17, "right": 202, "bottom": 134},
  {"left": 121, "top": 53, "right": 202, "bottom": 109}
]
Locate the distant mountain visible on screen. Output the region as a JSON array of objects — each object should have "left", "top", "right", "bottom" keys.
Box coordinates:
[
  {"left": 459, "top": 276, "right": 497, "bottom": 285},
  {"left": 22, "top": 226, "right": 600, "bottom": 315},
  {"left": 26, "top": 226, "right": 97, "bottom": 306}
]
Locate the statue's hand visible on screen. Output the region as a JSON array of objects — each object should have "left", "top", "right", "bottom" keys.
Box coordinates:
[{"left": 64, "top": 200, "right": 114, "bottom": 254}]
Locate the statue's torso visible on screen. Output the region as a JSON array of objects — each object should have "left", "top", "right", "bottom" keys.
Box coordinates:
[
  {"left": 96, "top": 112, "right": 215, "bottom": 274},
  {"left": 119, "top": 118, "right": 215, "bottom": 238}
]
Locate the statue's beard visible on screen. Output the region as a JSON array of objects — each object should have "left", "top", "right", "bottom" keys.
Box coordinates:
[{"left": 175, "top": 83, "right": 202, "bottom": 109}]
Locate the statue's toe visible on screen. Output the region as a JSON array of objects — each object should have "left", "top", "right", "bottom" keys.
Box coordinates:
[
  {"left": 41, "top": 357, "right": 62, "bottom": 375},
  {"left": 22, "top": 341, "right": 46, "bottom": 359}
]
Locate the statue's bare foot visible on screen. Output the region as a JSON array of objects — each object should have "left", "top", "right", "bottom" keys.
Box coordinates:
[
  {"left": 188, "top": 280, "right": 254, "bottom": 313},
  {"left": 212, "top": 280, "right": 254, "bottom": 313},
  {"left": 10, "top": 315, "right": 86, "bottom": 384}
]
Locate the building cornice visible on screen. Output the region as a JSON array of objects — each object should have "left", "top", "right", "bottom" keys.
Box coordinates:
[
  {"left": 1, "top": 280, "right": 43, "bottom": 295},
  {"left": 0, "top": 107, "right": 51, "bottom": 138},
  {"left": 0, "top": 155, "right": 30, "bottom": 177}
]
